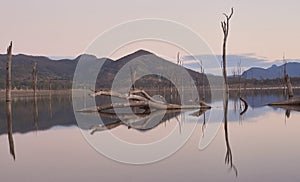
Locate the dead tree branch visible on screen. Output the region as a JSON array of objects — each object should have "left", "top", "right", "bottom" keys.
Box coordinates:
[{"left": 221, "top": 7, "right": 234, "bottom": 97}]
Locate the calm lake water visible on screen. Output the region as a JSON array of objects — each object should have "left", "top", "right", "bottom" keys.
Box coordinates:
[{"left": 1, "top": 90, "right": 300, "bottom": 182}]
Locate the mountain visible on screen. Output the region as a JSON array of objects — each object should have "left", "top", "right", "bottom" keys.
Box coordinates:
[
  {"left": 242, "top": 62, "right": 300, "bottom": 79},
  {"left": 95, "top": 49, "right": 208, "bottom": 89},
  {"left": 0, "top": 50, "right": 208, "bottom": 89}
]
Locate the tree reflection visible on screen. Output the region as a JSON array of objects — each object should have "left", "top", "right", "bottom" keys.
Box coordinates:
[
  {"left": 269, "top": 105, "right": 300, "bottom": 121},
  {"left": 90, "top": 108, "right": 210, "bottom": 134},
  {"left": 33, "top": 95, "right": 39, "bottom": 132},
  {"left": 6, "top": 100, "right": 16, "bottom": 160},
  {"left": 224, "top": 97, "right": 238, "bottom": 176}
]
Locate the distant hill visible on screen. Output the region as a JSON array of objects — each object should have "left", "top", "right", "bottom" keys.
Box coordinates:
[
  {"left": 242, "top": 62, "right": 300, "bottom": 79},
  {"left": 0, "top": 50, "right": 208, "bottom": 90}
]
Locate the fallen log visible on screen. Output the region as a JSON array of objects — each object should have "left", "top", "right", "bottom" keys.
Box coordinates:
[{"left": 89, "top": 89, "right": 211, "bottom": 112}]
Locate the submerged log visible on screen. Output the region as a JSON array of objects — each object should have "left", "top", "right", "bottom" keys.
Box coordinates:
[{"left": 239, "top": 97, "right": 248, "bottom": 116}]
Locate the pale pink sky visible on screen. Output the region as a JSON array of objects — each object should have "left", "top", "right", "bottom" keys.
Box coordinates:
[{"left": 1, "top": 0, "right": 300, "bottom": 61}]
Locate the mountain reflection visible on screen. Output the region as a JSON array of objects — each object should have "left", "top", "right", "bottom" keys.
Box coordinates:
[
  {"left": 1, "top": 91, "right": 298, "bottom": 135},
  {"left": 0, "top": 94, "right": 76, "bottom": 135}
]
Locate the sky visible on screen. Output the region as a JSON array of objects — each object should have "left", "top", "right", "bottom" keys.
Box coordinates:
[{"left": 0, "top": 0, "right": 300, "bottom": 73}]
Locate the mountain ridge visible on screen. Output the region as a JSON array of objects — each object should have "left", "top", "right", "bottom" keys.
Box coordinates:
[
  {"left": 0, "top": 49, "right": 208, "bottom": 89},
  {"left": 242, "top": 62, "right": 300, "bottom": 79}
]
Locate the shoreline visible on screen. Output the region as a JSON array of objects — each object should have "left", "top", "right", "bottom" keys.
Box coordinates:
[{"left": 0, "top": 89, "right": 72, "bottom": 100}]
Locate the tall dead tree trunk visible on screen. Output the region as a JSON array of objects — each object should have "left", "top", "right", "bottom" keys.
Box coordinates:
[
  {"left": 5, "top": 41, "right": 15, "bottom": 160},
  {"left": 6, "top": 41, "right": 13, "bottom": 102},
  {"left": 221, "top": 7, "right": 234, "bottom": 97},
  {"left": 286, "top": 75, "right": 294, "bottom": 98},
  {"left": 221, "top": 9, "right": 238, "bottom": 175},
  {"left": 200, "top": 60, "right": 205, "bottom": 100},
  {"left": 32, "top": 62, "right": 38, "bottom": 97},
  {"left": 32, "top": 62, "right": 39, "bottom": 131},
  {"left": 283, "top": 54, "right": 287, "bottom": 96}
]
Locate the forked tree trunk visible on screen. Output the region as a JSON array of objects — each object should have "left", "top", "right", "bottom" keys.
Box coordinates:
[{"left": 221, "top": 8, "right": 233, "bottom": 97}]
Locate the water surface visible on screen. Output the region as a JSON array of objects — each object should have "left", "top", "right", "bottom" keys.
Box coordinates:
[{"left": 0, "top": 92, "right": 300, "bottom": 182}]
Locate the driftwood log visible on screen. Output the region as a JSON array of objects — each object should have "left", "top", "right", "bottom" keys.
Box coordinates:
[
  {"left": 89, "top": 89, "right": 211, "bottom": 112},
  {"left": 90, "top": 107, "right": 210, "bottom": 134},
  {"left": 90, "top": 109, "right": 183, "bottom": 134}
]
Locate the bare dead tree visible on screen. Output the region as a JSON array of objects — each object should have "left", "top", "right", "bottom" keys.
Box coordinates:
[
  {"left": 32, "top": 62, "right": 39, "bottom": 131},
  {"left": 6, "top": 41, "right": 13, "bottom": 102},
  {"left": 282, "top": 53, "right": 287, "bottom": 96},
  {"left": 200, "top": 59, "right": 205, "bottom": 100},
  {"left": 282, "top": 55, "right": 294, "bottom": 99},
  {"left": 5, "top": 42, "right": 15, "bottom": 160},
  {"left": 220, "top": 8, "right": 238, "bottom": 176},
  {"left": 32, "top": 62, "right": 38, "bottom": 97},
  {"left": 286, "top": 75, "right": 294, "bottom": 98},
  {"left": 221, "top": 7, "right": 234, "bottom": 97},
  {"left": 237, "top": 60, "right": 242, "bottom": 96}
]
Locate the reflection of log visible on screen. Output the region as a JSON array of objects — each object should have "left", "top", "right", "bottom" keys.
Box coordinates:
[
  {"left": 90, "top": 120, "right": 122, "bottom": 134},
  {"left": 189, "top": 107, "right": 210, "bottom": 117},
  {"left": 239, "top": 97, "right": 248, "bottom": 116},
  {"left": 90, "top": 89, "right": 211, "bottom": 112},
  {"left": 90, "top": 109, "right": 186, "bottom": 134},
  {"left": 273, "top": 105, "right": 300, "bottom": 112},
  {"left": 268, "top": 97, "right": 300, "bottom": 106}
]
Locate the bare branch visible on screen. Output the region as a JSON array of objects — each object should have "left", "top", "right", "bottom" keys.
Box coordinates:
[
  {"left": 228, "top": 7, "right": 234, "bottom": 19},
  {"left": 223, "top": 7, "right": 234, "bottom": 20}
]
